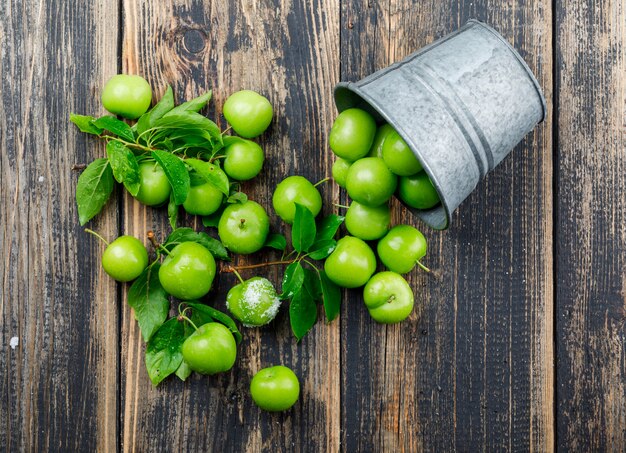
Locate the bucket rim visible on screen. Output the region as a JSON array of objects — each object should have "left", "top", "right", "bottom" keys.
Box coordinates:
[{"left": 334, "top": 82, "right": 453, "bottom": 230}]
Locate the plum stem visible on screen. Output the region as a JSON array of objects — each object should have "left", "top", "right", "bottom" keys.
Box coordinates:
[
  {"left": 231, "top": 268, "right": 245, "bottom": 285},
  {"left": 417, "top": 260, "right": 442, "bottom": 279},
  {"left": 147, "top": 231, "right": 171, "bottom": 256},
  {"left": 333, "top": 203, "right": 350, "bottom": 209},
  {"left": 178, "top": 314, "right": 199, "bottom": 331},
  {"left": 85, "top": 228, "right": 109, "bottom": 246},
  {"left": 314, "top": 177, "right": 330, "bottom": 187}
]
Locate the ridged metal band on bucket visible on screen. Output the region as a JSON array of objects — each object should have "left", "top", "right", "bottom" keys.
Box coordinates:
[{"left": 334, "top": 19, "right": 547, "bottom": 230}]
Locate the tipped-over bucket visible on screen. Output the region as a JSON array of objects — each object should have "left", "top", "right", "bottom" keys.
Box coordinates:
[{"left": 334, "top": 19, "right": 547, "bottom": 229}]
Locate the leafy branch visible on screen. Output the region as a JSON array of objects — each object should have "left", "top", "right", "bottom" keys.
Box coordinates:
[
  {"left": 72, "top": 88, "right": 233, "bottom": 226},
  {"left": 227, "top": 204, "right": 345, "bottom": 341}
]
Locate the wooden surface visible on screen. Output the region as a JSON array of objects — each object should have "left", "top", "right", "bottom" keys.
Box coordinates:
[{"left": 1, "top": 0, "right": 624, "bottom": 452}]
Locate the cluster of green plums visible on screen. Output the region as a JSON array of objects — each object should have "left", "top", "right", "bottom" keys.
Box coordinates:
[
  {"left": 102, "top": 75, "right": 271, "bottom": 215},
  {"left": 98, "top": 74, "right": 299, "bottom": 411},
  {"left": 95, "top": 75, "right": 435, "bottom": 411},
  {"left": 326, "top": 107, "right": 436, "bottom": 323},
  {"left": 330, "top": 109, "right": 441, "bottom": 211}
]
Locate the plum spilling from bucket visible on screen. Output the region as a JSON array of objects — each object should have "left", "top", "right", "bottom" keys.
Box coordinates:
[{"left": 329, "top": 108, "right": 441, "bottom": 210}]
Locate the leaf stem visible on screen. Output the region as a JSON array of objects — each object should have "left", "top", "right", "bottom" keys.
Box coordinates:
[
  {"left": 85, "top": 228, "right": 109, "bottom": 246},
  {"left": 314, "top": 177, "right": 330, "bottom": 188},
  {"left": 223, "top": 260, "right": 295, "bottom": 272},
  {"left": 105, "top": 136, "right": 153, "bottom": 153}
]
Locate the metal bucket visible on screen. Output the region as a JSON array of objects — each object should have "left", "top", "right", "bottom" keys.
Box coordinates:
[{"left": 334, "top": 20, "right": 547, "bottom": 230}]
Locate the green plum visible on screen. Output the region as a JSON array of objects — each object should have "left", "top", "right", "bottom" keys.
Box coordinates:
[
  {"left": 363, "top": 271, "right": 414, "bottom": 323},
  {"left": 367, "top": 123, "right": 395, "bottom": 158},
  {"left": 382, "top": 131, "right": 422, "bottom": 176},
  {"left": 398, "top": 171, "right": 440, "bottom": 209},
  {"left": 345, "top": 201, "right": 390, "bottom": 241},
  {"left": 158, "top": 242, "right": 216, "bottom": 300},
  {"left": 377, "top": 225, "right": 427, "bottom": 274},
  {"left": 226, "top": 277, "right": 281, "bottom": 327},
  {"left": 102, "top": 235, "right": 148, "bottom": 282},
  {"left": 324, "top": 236, "right": 376, "bottom": 288},
  {"left": 223, "top": 139, "right": 265, "bottom": 181},
  {"left": 272, "top": 176, "right": 322, "bottom": 224},
  {"left": 218, "top": 200, "right": 269, "bottom": 254},
  {"left": 250, "top": 365, "right": 300, "bottom": 412},
  {"left": 134, "top": 161, "right": 171, "bottom": 207},
  {"left": 183, "top": 182, "right": 223, "bottom": 216},
  {"left": 331, "top": 158, "right": 351, "bottom": 188},
  {"left": 345, "top": 157, "right": 397, "bottom": 207},
  {"left": 329, "top": 108, "right": 377, "bottom": 161},
  {"left": 223, "top": 90, "right": 273, "bottom": 138},
  {"left": 182, "top": 323, "right": 237, "bottom": 375},
  {"left": 101, "top": 74, "right": 152, "bottom": 119}
]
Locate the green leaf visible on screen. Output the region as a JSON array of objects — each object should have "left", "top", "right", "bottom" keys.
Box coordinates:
[
  {"left": 175, "top": 361, "right": 192, "bottom": 381},
  {"left": 185, "top": 158, "right": 230, "bottom": 195},
  {"left": 292, "top": 203, "right": 316, "bottom": 253},
  {"left": 145, "top": 318, "right": 185, "bottom": 386},
  {"left": 202, "top": 207, "right": 224, "bottom": 228},
  {"left": 106, "top": 140, "right": 140, "bottom": 196},
  {"left": 320, "top": 270, "right": 341, "bottom": 322},
  {"left": 302, "top": 267, "right": 322, "bottom": 303},
  {"left": 307, "top": 239, "right": 337, "bottom": 260},
  {"left": 264, "top": 233, "right": 287, "bottom": 251},
  {"left": 186, "top": 302, "right": 243, "bottom": 344},
  {"left": 289, "top": 288, "right": 317, "bottom": 341},
  {"left": 70, "top": 113, "right": 103, "bottom": 135},
  {"left": 92, "top": 115, "right": 135, "bottom": 142},
  {"left": 227, "top": 191, "right": 248, "bottom": 204},
  {"left": 153, "top": 111, "right": 220, "bottom": 133},
  {"left": 163, "top": 227, "right": 229, "bottom": 261},
  {"left": 315, "top": 214, "right": 345, "bottom": 242},
  {"left": 151, "top": 150, "right": 190, "bottom": 205},
  {"left": 76, "top": 158, "right": 114, "bottom": 225},
  {"left": 136, "top": 86, "right": 175, "bottom": 136},
  {"left": 281, "top": 261, "right": 304, "bottom": 300},
  {"left": 165, "top": 91, "right": 212, "bottom": 116},
  {"left": 127, "top": 263, "right": 170, "bottom": 342},
  {"left": 167, "top": 193, "right": 178, "bottom": 229}
]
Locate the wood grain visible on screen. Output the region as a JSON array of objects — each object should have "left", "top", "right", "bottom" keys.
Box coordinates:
[
  {"left": 339, "top": 1, "right": 553, "bottom": 451},
  {"left": 555, "top": 0, "right": 626, "bottom": 450},
  {"left": 0, "top": 1, "right": 119, "bottom": 451},
  {"left": 119, "top": 1, "right": 341, "bottom": 451}
]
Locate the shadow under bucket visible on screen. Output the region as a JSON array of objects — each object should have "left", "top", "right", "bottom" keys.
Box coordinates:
[{"left": 334, "top": 19, "right": 547, "bottom": 230}]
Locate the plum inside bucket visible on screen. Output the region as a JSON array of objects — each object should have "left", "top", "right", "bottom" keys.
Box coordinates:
[
  {"left": 334, "top": 84, "right": 450, "bottom": 230},
  {"left": 332, "top": 20, "right": 547, "bottom": 230}
]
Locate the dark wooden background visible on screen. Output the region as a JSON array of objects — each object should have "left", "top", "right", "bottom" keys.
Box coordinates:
[{"left": 1, "top": 0, "right": 624, "bottom": 451}]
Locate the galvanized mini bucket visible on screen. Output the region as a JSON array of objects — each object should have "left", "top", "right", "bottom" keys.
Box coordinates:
[{"left": 334, "top": 19, "right": 547, "bottom": 229}]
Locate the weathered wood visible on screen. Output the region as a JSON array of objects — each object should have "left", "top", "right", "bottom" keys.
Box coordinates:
[
  {"left": 339, "top": 1, "right": 554, "bottom": 451},
  {"left": 555, "top": 0, "right": 626, "bottom": 450},
  {"left": 119, "top": 1, "right": 341, "bottom": 451},
  {"left": 0, "top": 1, "right": 119, "bottom": 452}
]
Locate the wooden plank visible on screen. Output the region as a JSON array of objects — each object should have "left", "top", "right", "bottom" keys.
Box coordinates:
[
  {"left": 119, "top": 1, "right": 340, "bottom": 451},
  {"left": 339, "top": 1, "right": 554, "bottom": 450},
  {"left": 555, "top": 0, "right": 626, "bottom": 450},
  {"left": 0, "top": 1, "right": 119, "bottom": 451}
]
